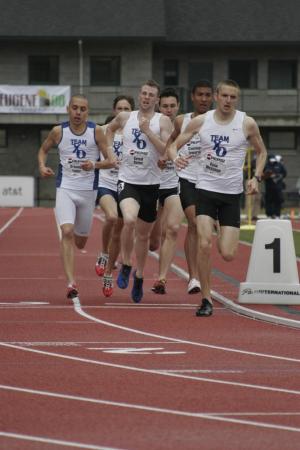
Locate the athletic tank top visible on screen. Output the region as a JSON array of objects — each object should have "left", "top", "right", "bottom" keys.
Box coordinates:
[
  {"left": 56, "top": 121, "right": 99, "bottom": 190},
  {"left": 177, "top": 113, "right": 202, "bottom": 184},
  {"left": 118, "top": 111, "right": 162, "bottom": 185},
  {"left": 196, "top": 110, "right": 248, "bottom": 194},
  {"left": 98, "top": 132, "right": 122, "bottom": 191},
  {"left": 159, "top": 158, "right": 179, "bottom": 190}
]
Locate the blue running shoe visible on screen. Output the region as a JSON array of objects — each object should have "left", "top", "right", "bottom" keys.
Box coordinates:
[
  {"left": 117, "top": 264, "right": 132, "bottom": 289},
  {"left": 131, "top": 271, "right": 143, "bottom": 303}
]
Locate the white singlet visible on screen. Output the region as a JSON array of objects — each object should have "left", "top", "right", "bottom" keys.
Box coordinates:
[
  {"left": 118, "top": 111, "right": 162, "bottom": 185},
  {"left": 56, "top": 121, "right": 99, "bottom": 191},
  {"left": 98, "top": 132, "right": 123, "bottom": 192},
  {"left": 159, "top": 158, "right": 179, "bottom": 190},
  {"left": 177, "top": 113, "right": 202, "bottom": 184},
  {"left": 196, "top": 110, "right": 249, "bottom": 194}
]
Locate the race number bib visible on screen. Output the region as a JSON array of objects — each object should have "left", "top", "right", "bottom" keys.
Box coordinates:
[
  {"left": 66, "top": 158, "right": 87, "bottom": 174},
  {"left": 128, "top": 149, "right": 149, "bottom": 168},
  {"left": 203, "top": 153, "right": 227, "bottom": 176}
]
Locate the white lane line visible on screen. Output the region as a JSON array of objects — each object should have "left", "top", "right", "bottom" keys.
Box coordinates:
[
  {"left": 1, "top": 384, "right": 300, "bottom": 434},
  {"left": 1, "top": 341, "right": 300, "bottom": 396},
  {"left": 150, "top": 250, "right": 300, "bottom": 329},
  {"left": 70, "top": 297, "right": 300, "bottom": 365},
  {"left": 0, "top": 431, "right": 122, "bottom": 450},
  {"left": 0, "top": 207, "right": 23, "bottom": 235}
]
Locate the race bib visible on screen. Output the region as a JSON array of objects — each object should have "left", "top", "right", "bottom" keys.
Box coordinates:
[
  {"left": 203, "top": 153, "right": 227, "bottom": 176},
  {"left": 65, "top": 158, "right": 87, "bottom": 174},
  {"left": 128, "top": 149, "right": 149, "bottom": 168}
]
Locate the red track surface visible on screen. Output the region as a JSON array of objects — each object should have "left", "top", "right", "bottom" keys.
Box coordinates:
[{"left": 1, "top": 207, "right": 300, "bottom": 450}]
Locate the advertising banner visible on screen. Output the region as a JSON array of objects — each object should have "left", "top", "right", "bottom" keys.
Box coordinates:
[
  {"left": 0, "top": 85, "right": 70, "bottom": 114},
  {"left": 0, "top": 176, "right": 34, "bottom": 206}
]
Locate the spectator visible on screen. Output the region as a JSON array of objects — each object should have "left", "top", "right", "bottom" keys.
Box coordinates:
[{"left": 263, "top": 154, "right": 287, "bottom": 219}]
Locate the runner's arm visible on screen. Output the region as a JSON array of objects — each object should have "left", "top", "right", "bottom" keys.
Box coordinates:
[{"left": 38, "top": 126, "right": 60, "bottom": 177}]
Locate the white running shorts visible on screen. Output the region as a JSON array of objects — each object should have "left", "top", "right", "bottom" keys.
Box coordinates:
[{"left": 55, "top": 188, "right": 97, "bottom": 236}]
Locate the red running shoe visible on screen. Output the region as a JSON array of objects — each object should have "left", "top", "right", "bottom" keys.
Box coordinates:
[
  {"left": 95, "top": 253, "right": 108, "bottom": 277},
  {"left": 103, "top": 274, "right": 113, "bottom": 297}
]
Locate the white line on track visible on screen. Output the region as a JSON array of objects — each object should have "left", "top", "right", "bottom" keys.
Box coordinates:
[
  {"left": 0, "top": 431, "right": 122, "bottom": 449},
  {"left": 1, "top": 340, "right": 300, "bottom": 396},
  {"left": 0, "top": 384, "right": 300, "bottom": 434},
  {"left": 0, "top": 207, "right": 23, "bottom": 235},
  {"left": 69, "top": 297, "right": 300, "bottom": 365}
]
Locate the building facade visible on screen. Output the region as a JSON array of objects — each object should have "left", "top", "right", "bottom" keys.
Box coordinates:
[{"left": 0, "top": 0, "right": 299, "bottom": 205}]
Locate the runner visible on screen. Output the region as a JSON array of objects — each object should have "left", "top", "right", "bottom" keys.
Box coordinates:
[
  {"left": 166, "top": 80, "right": 213, "bottom": 294},
  {"left": 150, "top": 88, "right": 184, "bottom": 294},
  {"left": 103, "top": 80, "right": 173, "bottom": 302},
  {"left": 95, "top": 95, "right": 135, "bottom": 277},
  {"left": 168, "top": 80, "right": 267, "bottom": 316},
  {"left": 38, "top": 94, "right": 116, "bottom": 299}
]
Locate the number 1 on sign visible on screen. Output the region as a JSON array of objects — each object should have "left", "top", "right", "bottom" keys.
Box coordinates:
[{"left": 265, "top": 238, "right": 281, "bottom": 273}]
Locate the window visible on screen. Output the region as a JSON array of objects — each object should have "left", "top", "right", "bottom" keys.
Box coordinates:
[
  {"left": 90, "top": 56, "right": 120, "bottom": 86},
  {"left": 0, "top": 128, "right": 7, "bottom": 147},
  {"left": 188, "top": 61, "right": 213, "bottom": 87},
  {"left": 268, "top": 130, "right": 296, "bottom": 150},
  {"left": 164, "top": 59, "right": 179, "bottom": 85},
  {"left": 228, "top": 60, "right": 257, "bottom": 88},
  {"left": 268, "top": 60, "right": 297, "bottom": 89},
  {"left": 29, "top": 56, "right": 59, "bottom": 85}
]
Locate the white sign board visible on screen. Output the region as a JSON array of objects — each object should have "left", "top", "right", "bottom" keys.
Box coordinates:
[
  {"left": 0, "top": 176, "right": 34, "bottom": 207},
  {"left": 0, "top": 85, "right": 70, "bottom": 114}
]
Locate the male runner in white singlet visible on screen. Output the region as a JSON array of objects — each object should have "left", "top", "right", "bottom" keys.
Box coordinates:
[
  {"left": 105, "top": 80, "right": 173, "bottom": 303},
  {"left": 95, "top": 95, "right": 135, "bottom": 279},
  {"left": 150, "top": 88, "right": 183, "bottom": 294},
  {"left": 38, "top": 94, "right": 116, "bottom": 300},
  {"left": 168, "top": 80, "right": 267, "bottom": 317},
  {"left": 166, "top": 81, "right": 213, "bottom": 294}
]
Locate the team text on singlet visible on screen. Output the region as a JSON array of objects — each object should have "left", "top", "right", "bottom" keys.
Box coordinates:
[{"left": 56, "top": 121, "right": 99, "bottom": 190}]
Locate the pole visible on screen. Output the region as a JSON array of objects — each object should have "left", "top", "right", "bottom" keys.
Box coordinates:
[{"left": 78, "top": 39, "right": 83, "bottom": 94}]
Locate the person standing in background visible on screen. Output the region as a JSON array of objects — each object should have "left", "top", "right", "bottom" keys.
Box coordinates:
[{"left": 263, "top": 154, "right": 287, "bottom": 219}]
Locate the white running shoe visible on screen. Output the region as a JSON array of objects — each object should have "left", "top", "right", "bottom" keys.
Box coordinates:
[{"left": 187, "top": 278, "right": 201, "bottom": 294}]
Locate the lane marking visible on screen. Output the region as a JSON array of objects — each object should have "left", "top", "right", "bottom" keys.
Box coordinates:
[
  {"left": 0, "top": 301, "right": 49, "bottom": 306},
  {"left": 70, "top": 297, "right": 300, "bottom": 364},
  {"left": 0, "top": 431, "right": 122, "bottom": 450},
  {"left": 87, "top": 346, "right": 186, "bottom": 355},
  {"left": 0, "top": 207, "right": 23, "bottom": 235},
  {"left": 1, "top": 384, "right": 300, "bottom": 434},
  {"left": 1, "top": 341, "right": 300, "bottom": 396},
  {"left": 150, "top": 251, "right": 300, "bottom": 329}
]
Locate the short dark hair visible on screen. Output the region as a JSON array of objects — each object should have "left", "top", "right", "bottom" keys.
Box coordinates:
[
  {"left": 69, "top": 93, "right": 88, "bottom": 105},
  {"left": 113, "top": 94, "right": 135, "bottom": 111},
  {"left": 191, "top": 80, "right": 213, "bottom": 94},
  {"left": 159, "top": 87, "right": 179, "bottom": 104}
]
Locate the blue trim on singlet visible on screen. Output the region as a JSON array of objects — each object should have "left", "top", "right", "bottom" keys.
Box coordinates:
[{"left": 56, "top": 163, "right": 63, "bottom": 187}]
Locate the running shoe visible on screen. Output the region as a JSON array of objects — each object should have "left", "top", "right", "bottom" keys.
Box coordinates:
[
  {"left": 151, "top": 279, "right": 167, "bottom": 294},
  {"left": 187, "top": 278, "right": 201, "bottom": 294},
  {"left": 67, "top": 284, "right": 79, "bottom": 299},
  {"left": 103, "top": 274, "right": 113, "bottom": 297},
  {"left": 131, "top": 271, "right": 144, "bottom": 303},
  {"left": 117, "top": 264, "right": 132, "bottom": 289},
  {"left": 195, "top": 298, "right": 213, "bottom": 317},
  {"left": 95, "top": 253, "right": 109, "bottom": 277}
]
